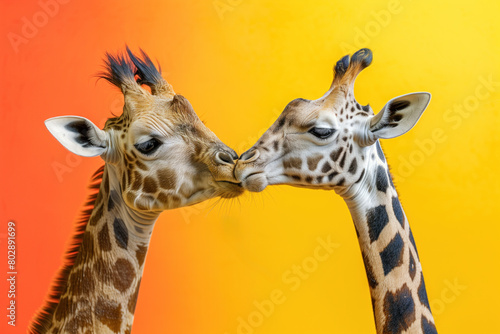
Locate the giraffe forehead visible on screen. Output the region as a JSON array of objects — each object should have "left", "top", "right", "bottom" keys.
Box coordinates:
[
  {"left": 335, "top": 96, "right": 372, "bottom": 119},
  {"left": 278, "top": 95, "right": 371, "bottom": 132},
  {"left": 129, "top": 116, "right": 175, "bottom": 137},
  {"left": 278, "top": 101, "right": 330, "bottom": 130},
  {"left": 126, "top": 117, "right": 204, "bottom": 144},
  {"left": 107, "top": 94, "right": 200, "bottom": 132}
]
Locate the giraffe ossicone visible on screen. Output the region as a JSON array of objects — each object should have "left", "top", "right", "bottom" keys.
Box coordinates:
[
  {"left": 235, "top": 48, "right": 437, "bottom": 334},
  {"left": 30, "top": 47, "right": 243, "bottom": 333}
]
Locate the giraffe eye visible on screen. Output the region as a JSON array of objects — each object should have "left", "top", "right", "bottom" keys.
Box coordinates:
[
  {"left": 308, "top": 127, "right": 335, "bottom": 139},
  {"left": 135, "top": 138, "right": 162, "bottom": 155}
]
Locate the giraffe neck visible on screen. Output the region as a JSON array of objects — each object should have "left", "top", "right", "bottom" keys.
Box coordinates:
[
  {"left": 341, "top": 144, "right": 437, "bottom": 334},
  {"left": 46, "top": 166, "right": 159, "bottom": 334}
]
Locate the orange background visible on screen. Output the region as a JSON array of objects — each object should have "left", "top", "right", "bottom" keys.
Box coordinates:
[{"left": 1, "top": 0, "right": 499, "bottom": 333}]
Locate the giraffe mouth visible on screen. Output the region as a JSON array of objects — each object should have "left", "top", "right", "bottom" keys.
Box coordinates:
[
  {"left": 241, "top": 172, "right": 268, "bottom": 192},
  {"left": 216, "top": 180, "right": 244, "bottom": 198}
]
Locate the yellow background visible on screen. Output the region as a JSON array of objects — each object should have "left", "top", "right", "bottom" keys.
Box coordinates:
[{"left": 1, "top": 0, "right": 499, "bottom": 333}]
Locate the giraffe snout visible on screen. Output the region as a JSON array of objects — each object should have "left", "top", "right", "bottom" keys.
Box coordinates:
[
  {"left": 239, "top": 148, "right": 259, "bottom": 163},
  {"left": 215, "top": 150, "right": 238, "bottom": 165},
  {"left": 234, "top": 148, "right": 269, "bottom": 192}
]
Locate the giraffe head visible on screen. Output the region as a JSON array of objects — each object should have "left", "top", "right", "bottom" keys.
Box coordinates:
[
  {"left": 235, "top": 49, "right": 430, "bottom": 196},
  {"left": 46, "top": 48, "right": 243, "bottom": 212}
]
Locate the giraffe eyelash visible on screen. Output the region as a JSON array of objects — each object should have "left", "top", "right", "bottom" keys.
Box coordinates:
[
  {"left": 134, "top": 138, "right": 162, "bottom": 155},
  {"left": 308, "top": 127, "right": 337, "bottom": 139}
]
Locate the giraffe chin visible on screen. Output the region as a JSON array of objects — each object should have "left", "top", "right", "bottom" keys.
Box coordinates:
[
  {"left": 242, "top": 173, "right": 268, "bottom": 192},
  {"left": 217, "top": 181, "right": 245, "bottom": 199}
]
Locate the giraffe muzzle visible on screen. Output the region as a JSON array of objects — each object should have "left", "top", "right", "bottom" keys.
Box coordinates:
[
  {"left": 234, "top": 149, "right": 269, "bottom": 192},
  {"left": 239, "top": 148, "right": 260, "bottom": 163},
  {"left": 215, "top": 150, "right": 238, "bottom": 165}
]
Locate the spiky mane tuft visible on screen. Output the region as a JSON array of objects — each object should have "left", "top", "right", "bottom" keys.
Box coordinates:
[
  {"left": 97, "top": 51, "right": 137, "bottom": 94},
  {"left": 28, "top": 165, "right": 105, "bottom": 334},
  {"left": 97, "top": 46, "right": 173, "bottom": 97},
  {"left": 126, "top": 46, "right": 167, "bottom": 95}
]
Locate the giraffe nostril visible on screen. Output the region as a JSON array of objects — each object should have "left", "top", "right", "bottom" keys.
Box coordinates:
[
  {"left": 239, "top": 148, "right": 259, "bottom": 162},
  {"left": 216, "top": 151, "right": 235, "bottom": 165}
]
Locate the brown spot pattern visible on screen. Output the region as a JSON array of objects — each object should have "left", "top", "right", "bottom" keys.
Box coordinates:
[
  {"left": 121, "top": 172, "right": 127, "bottom": 188},
  {"left": 157, "top": 192, "right": 170, "bottom": 206},
  {"left": 68, "top": 268, "right": 83, "bottom": 296},
  {"left": 330, "top": 148, "right": 343, "bottom": 161},
  {"left": 55, "top": 296, "right": 69, "bottom": 321},
  {"left": 307, "top": 155, "right": 323, "bottom": 171},
  {"left": 95, "top": 297, "right": 123, "bottom": 333},
  {"left": 362, "top": 252, "right": 378, "bottom": 289},
  {"left": 80, "top": 232, "right": 95, "bottom": 260},
  {"left": 348, "top": 158, "right": 358, "bottom": 174},
  {"left": 89, "top": 204, "right": 104, "bottom": 226},
  {"left": 157, "top": 168, "right": 177, "bottom": 189},
  {"left": 98, "top": 223, "right": 112, "bottom": 252},
  {"left": 112, "top": 258, "right": 135, "bottom": 292},
  {"left": 135, "top": 159, "right": 148, "bottom": 171},
  {"left": 382, "top": 284, "right": 416, "bottom": 334},
  {"left": 321, "top": 161, "right": 332, "bottom": 173},
  {"left": 409, "top": 251, "right": 416, "bottom": 281},
  {"left": 103, "top": 174, "right": 110, "bottom": 194},
  {"left": 283, "top": 157, "right": 302, "bottom": 169},
  {"left": 143, "top": 176, "right": 158, "bottom": 194},
  {"left": 132, "top": 171, "right": 142, "bottom": 191},
  {"left": 65, "top": 306, "right": 92, "bottom": 332},
  {"left": 136, "top": 245, "right": 148, "bottom": 267},
  {"left": 171, "top": 195, "right": 182, "bottom": 207},
  {"left": 128, "top": 279, "right": 142, "bottom": 314}
]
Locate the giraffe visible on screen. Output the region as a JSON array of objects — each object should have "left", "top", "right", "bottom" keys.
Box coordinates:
[
  {"left": 29, "top": 48, "right": 243, "bottom": 334},
  {"left": 235, "top": 49, "right": 437, "bottom": 334}
]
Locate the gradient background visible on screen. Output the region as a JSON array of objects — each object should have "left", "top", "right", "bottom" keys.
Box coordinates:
[{"left": 1, "top": 0, "right": 499, "bottom": 333}]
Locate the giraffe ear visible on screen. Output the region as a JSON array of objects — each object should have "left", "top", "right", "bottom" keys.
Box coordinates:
[
  {"left": 369, "top": 92, "right": 431, "bottom": 139},
  {"left": 45, "top": 116, "right": 107, "bottom": 157}
]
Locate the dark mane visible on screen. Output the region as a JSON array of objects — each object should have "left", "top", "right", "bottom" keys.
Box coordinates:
[
  {"left": 28, "top": 165, "right": 104, "bottom": 334},
  {"left": 126, "top": 46, "right": 166, "bottom": 94},
  {"left": 97, "top": 51, "right": 136, "bottom": 93},
  {"left": 97, "top": 46, "right": 167, "bottom": 95}
]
